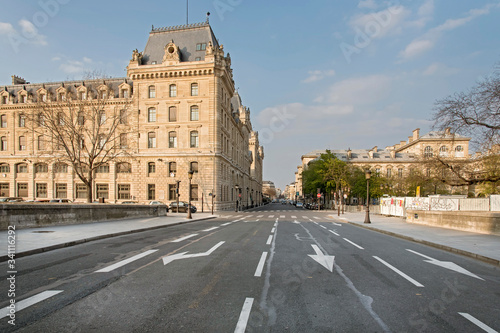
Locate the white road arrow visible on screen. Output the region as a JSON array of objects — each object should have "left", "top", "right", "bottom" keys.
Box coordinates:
[
  {"left": 308, "top": 245, "right": 335, "bottom": 272},
  {"left": 406, "top": 249, "right": 484, "bottom": 280},
  {"left": 162, "top": 241, "right": 225, "bottom": 266}
]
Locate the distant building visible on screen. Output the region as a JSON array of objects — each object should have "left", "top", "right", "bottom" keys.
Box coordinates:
[
  {"left": 0, "top": 21, "right": 264, "bottom": 210},
  {"left": 293, "top": 128, "right": 471, "bottom": 198}
]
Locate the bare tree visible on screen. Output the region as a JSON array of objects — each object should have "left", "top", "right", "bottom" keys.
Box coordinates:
[{"left": 28, "top": 87, "right": 135, "bottom": 202}]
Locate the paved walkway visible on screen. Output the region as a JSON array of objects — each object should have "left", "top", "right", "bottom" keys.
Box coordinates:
[
  {"left": 0, "top": 213, "right": 216, "bottom": 261},
  {"left": 328, "top": 211, "right": 500, "bottom": 266}
]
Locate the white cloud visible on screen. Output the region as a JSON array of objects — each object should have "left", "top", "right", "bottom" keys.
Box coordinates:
[
  {"left": 56, "top": 57, "right": 95, "bottom": 74},
  {"left": 0, "top": 22, "right": 15, "bottom": 35},
  {"left": 325, "top": 75, "right": 392, "bottom": 105},
  {"left": 418, "top": 0, "right": 434, "bottom": 18},
  {"left": 349, "top": 6, "right": 411, "bottom": 39},
  {"left": 422, "top": 62, "right": 460, "bottom": 76},
  {"left": 358, "top": 0, "right": 377, "bottom": 10},
  {"left": 399, "top": 3, "right": 497, "bottom": 61},
  {"left": 18, "top": 19, "right": 47, "bottom": 45},
  {"left": 303, "top": 70, "right": 335, "bottom": 83}
]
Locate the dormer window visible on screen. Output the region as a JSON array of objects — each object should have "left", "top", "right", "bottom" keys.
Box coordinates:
[
  {"left": 19, "top": 94, "right": 27, "bottom": 103},
  {"left": 79, "top": 91, "right": 87, "bottom": 100},
  {"left": 1, "top": 95, "right": 6, "bottom": 104},
  {"left": 121, "top": 89, "right": 129, "bottom": 98},
  {"left": 196, "top": 43, "right": 207, "bottom": 51},
  {"left": 58, "top": 92, "right": 66, "bottom": 101},
  {"left": 41, "top": 94, "right": 47, "bottom": 102}
]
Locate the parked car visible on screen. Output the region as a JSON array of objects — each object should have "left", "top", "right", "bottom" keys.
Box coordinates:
[
  {"left": 149, "top": 201, "right": 169, "bottom": 212},
  {"left": 121, "top": 201, "right": 138, "bottom": 204},
  {"left": 169, "top": 201, "right": 197, "bottom": 213},
  {"left": 0, "top": 197, "right": 23, "bottom": 202},
  {"left": 49, "top": 199, "right": 72, "bottom": 203},
  {"left": 296, "top": 202, "right": 304, "bottom": 208}
]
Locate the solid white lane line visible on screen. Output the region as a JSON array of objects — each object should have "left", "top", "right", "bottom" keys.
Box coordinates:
[
  {"left": 172, "top": 234, "right": 198, "bottom": 242},
  {"left": 96, "top": 250, "right": 159, "bottom": 273},
  {"left": 271, "top": 227, "right": 276, "bottom": 233},
  {"left": 458, "top": 313, "right": 498, "bottom": 333},
  {"left": 254, "top": 252, "right": 268, "bottom": 277},
  {"left": 373, "top": 256, "right": 424, "bottom": 287},
  {"left": 221, "top": 222, "right": 232, "bottom": 226},
  {"left": 234, "top": 298, "right": 254, "bottom": 333},
  {"left": 343, "top": 238, "right": 364, "bottom": 250},
  {"left": 0, "top": 290, "right": 63, "bottom": 319},
  {"left": 266, "top": 235, "right": 273, "bottom": 245},
  {"left": 329, "top": 230, "right": 340, "bottom": 236},
  {"left": 202, "top": 227, "right": 219, "bottom": 232}
]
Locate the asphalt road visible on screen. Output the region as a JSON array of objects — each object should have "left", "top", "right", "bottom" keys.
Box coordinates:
[{"left": 1, "top": 203, "right": 499, "bottom": 332}]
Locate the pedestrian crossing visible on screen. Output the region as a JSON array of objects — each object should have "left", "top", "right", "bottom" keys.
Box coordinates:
[{"left": 220, "top": 212, "right": 338, "bottom": 221}]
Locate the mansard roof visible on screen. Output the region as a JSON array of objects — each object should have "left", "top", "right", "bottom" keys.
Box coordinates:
[
  {"left": 0, "top": 77, "right": 132, "bottom": 102},
  {"left": 142, "top": 22, "right": 219, "bottom": 65}
]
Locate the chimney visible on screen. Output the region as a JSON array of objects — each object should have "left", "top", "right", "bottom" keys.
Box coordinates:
[
  {"left": 390, "top": 150, "right": 396, "bottom": 158},
  {"left": 400, "top": 141, "right": 406, "bottom": 146},
  {"left": 408, "top": 136, "right": 413, "bottom": 143},
  {"left": 347, "top": 148, "right": 352, "bottom": 159},
  {"left": 445, "top": 127, "right": 451, "bottom": 136},
  {"left": 368, "top": 150, "right": 374, "bottom": 159},
  {"left": 372, "top": 146, "right": 378, "bottom": 153},
  {"left": 11, "top": 75, "right": 27, "bottom": 85},
  {"left": 412, "top": 128, "right": 420, "bottom": 141}
]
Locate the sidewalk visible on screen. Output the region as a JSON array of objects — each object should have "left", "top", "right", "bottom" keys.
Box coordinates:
[
  {"left": 328, "top": 211, "right": 500, "bottom": 266},
  {"left": 0, "top": 213, "right": 217, "bottom": 262}
]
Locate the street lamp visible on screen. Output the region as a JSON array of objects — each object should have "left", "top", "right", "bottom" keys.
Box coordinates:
[
  {"left": 187, "top": 170, "right": 194, "bottom": 219},
  {"left": 246, "top": 187, "right": 249, "bottom": 210},
  {"left": 235, "top": 185, "right": 239, "bottom": 212},
  {"left": 364, "top": 169, "right": 372, "bottom": 224}
]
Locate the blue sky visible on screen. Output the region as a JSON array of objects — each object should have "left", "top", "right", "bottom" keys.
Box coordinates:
[{"left": 1, "top": 0, "right": 499, "bottom": 190}]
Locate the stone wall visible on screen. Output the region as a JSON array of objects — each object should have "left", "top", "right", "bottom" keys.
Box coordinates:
[
  {"left": 0, "top": 204, "right": 167, "bottom": 230},
  {"left": 406, "top": 210, "right": 500, "bottom": 235}
]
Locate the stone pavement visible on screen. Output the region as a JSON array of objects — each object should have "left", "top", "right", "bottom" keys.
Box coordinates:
[
  {"left": 0, "top": 212, "right": 216, "bottom": 261},
  {"left": 328, "top": 211, "right": 500, "bottom": 266}
]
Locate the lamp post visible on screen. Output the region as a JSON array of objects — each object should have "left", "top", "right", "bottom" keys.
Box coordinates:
[
  {"left": 364, "top": 169, "right": 371, "bottom": 224},
  {"left": 187, "top": 170, "right": 193, "bottom": 219},
  {"left": 235, "top": 185, "right": 239, "bottom": 212},
  {"left": 246, "top": 187, "right": 249, "bottom": 210}
]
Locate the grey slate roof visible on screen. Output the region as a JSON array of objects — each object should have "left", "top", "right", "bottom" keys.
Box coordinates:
[
  {"left": 0, "top": 78, "right": 131, "bottom": 103},
  {"left": 142, "top": 22, "right": 219, "bottom": 65},
  {"left": 304, "top": 149, "right": 417, "bottom": 163}
]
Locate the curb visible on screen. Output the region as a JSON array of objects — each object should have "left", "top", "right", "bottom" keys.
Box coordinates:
[
  {"left": 342, "top": 219, "right": 500, "bottom": 267},
  {"left": 0, "top": 215, "right": 217, "bottom": 262}
]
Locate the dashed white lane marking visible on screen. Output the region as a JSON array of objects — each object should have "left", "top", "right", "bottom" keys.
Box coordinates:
[
  {"left": 291, "top": 216, "right": 297, "bottom": 219},
  {"left": 266, "top": 235, "right": 273, "bottom": 245},
  {"left": 172, "top": 234, "right": 198, "bottom": 242},
  {"left": 280, "top": 215, "right": 285, "bottom": 218},
  {"left": 0, "top": 290, "right": 63, "bottom": 319},
  {"left": 221, "top": 222, "right": 232, "bottom": 226},
  {"left": 96, "top": 250, "right": 159, "bottom": 273},
  {"left": 268, "top": 215, "right": 275, "bottom": 218},
  {"left": 329, "top": 230, "right": 340, "bottom": 236},
  {"left": 202, "top": 227, "right": 219, "bottom": 232},
  {"left": 246, "top": 215, "right": 253, "bottom": 218},
  {"left": 234, "top": 298, "right": 254, "bottom": 333},
  {"left": 343, "top": 238, "right": 364, "bottom": 250},
  {"left": 254, "top": 252, "right": 268, "bottom": 277},
  {"left": 373, "top": 256, "right": 424, "bottom": 288},
  {"left": 302, "top": 216, "right": 308, "bottom": 219},
  {"left": 333, "top": 222, "right": 342, "bottom": 226},
  {"left": 271, "top": 227, "right": 276, "bottom": 233},
  {"left": 257, "top": 215, "right": 264, "bottom": 218},
  {"left": 320, "top": 225, "right": 327, "bottom": 229},
  {"left": 314, "top": 217, "right": 320, "bottom": 220},
  {"left": 458, "top": 313, "right": 498, "bottom": 333}
]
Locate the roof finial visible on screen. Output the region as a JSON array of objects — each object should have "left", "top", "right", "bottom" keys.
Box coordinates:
[{"left": 206, "top": 12, "right": 210, "bottom": 23}]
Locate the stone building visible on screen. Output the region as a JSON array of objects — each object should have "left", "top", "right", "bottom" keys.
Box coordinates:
[
  {"left": 294, "top": 128, "right": 470, "bottom": 198},
  {"left": 0, "top": 21, "right": 264, "bottom": 210}
]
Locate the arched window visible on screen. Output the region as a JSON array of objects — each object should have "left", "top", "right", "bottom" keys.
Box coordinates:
[
  {"left": 148, "top": 132, "right": 156, "bottom": 148},
  {"left": 190, "top": 161, "right": 199, "bottom": 173},
  {"left": 455, "top": 145, "right": 464, "bottom": 157},
  {"left": 54, "top": 163, "right": 68, "bottom": 173},
  {"left": 16, "top": 163, "right": 28, "bottom": 173},
  {"left": 169, "top": 131, "right": 177, "bottom": 148},
  {"left": 117, "top": 162, "right": 132, "bottom": 173},
  {"left": 96, "top": 163, "right": 109, "bottom": 173},
  {"left": 424, "top": 146, "right": 433, "bottom": 158},
  {"left": 191, "top": 83, "right": 198, "bottom": 96},
  {"left": 169, "top": 106, "right": 177, "bottom": 122},
  {"left": 35, "top": 163, "right": 48, "bottom": 173},
  {"left": 148, "top": 162, "right": 156, "bottom": 174},
  {"left": 190, "top": 105, "right": 199, "bottom": 121},
  {"left": 190, "top": 131, "right": 199, "bottom": 148},
  {"left": 169, "top": 162, "right": 176, "bottom": 177},
  {"left": 148, "top": 108, "right": 156, "bottom": 122},
  {"left": 439, "top": 146, "right": 448, "bottom": 157},
  {"left": 169, "top": 84, "right": 177, "bottom": 97},
  {"left": 148, "top": 85, "right": 156, "bottom": 98}
]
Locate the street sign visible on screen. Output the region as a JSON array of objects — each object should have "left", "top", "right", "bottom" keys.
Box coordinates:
[{"left": 317, "top": 193, "right": 321, "bottom": 198}]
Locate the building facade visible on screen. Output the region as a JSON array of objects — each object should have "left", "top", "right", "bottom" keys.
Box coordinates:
[
  {"left": 0, "top": 22, "right": 264, "bottom": 210},
  {"left": 294, "top": 128, "right": 471, "bottom": 198}
]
